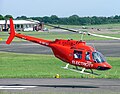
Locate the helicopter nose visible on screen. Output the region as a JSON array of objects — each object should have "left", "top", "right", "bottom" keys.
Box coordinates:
[
  {"left": 97, "top": 63, "right": 112, "bottom": 70},
  {"left": 97, "top": 66, "right": 111, "bottom": 70}
]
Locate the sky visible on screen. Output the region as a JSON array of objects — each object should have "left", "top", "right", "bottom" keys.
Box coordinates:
[{"left": 0, "top": 0, "right": 120, "bottom": 18}]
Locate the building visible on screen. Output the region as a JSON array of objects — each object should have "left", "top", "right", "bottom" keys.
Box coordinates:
[{"left": 0, "top": 19, "right": 44, "bottom": 31}]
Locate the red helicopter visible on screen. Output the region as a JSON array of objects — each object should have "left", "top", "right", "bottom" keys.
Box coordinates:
[{"left": 6, "top": 18, "right": 120, "bottom": 75}]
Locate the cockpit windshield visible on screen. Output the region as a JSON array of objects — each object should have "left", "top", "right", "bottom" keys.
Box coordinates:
[{"left": 92, "top": 51, "right": 106, "bottom": 63}]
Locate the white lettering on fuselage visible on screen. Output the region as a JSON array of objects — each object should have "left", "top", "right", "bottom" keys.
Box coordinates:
[
  {"left": 72, "top": 60, "right": 93, "bottom": 68},
  {"left": 39, "top": 41, "right": 49, "bottom": 46}
]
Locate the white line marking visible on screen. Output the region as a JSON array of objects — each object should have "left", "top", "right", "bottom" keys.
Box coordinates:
[
  {"left": 0, "top": 86, "right": 36, "bottom": 88},
  {"left": 0, "top": 88, "right": 25, "bottom": 90},
  {"left": 0, "top": 86, "right": 37, "bottom": 90}
]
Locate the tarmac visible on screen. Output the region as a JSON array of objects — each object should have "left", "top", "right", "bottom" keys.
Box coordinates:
[
  {"left": 0, "top": 78, "right": 120, "bottom": 94},
  {"left": 0, "top": 40, "right": 120, "bottom": 57},
  {"left": 0, "top": 40, "right": 120, "bottom": 93}
]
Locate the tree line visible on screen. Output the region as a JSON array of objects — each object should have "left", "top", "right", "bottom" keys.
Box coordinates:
[{"left": 0, "top": 14, "right": 120, "bottom": 25}]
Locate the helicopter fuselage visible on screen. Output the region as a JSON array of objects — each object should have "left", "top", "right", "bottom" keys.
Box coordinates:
[
  {"left": 49, "top": 39, "right": 112, "bottom": 70},
  {"left": 6, "top": 18, "right": 112, "bottom": 72}
]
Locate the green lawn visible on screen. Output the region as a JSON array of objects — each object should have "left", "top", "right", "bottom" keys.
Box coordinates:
[
  {"left": 0, "top": 52, "right": 120, "bottom": 79},
  {"left": 46, "top": 23, "right": 120, "bottom": 29},
  {"left": 0, "top": 24, "right": 120, "bottom": 79},
  {"left": 0, "top": 31, "right": 120, "bottom": 42}
]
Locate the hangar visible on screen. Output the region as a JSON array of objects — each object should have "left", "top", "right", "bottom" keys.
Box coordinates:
[{"left": 0, "top": 19, "right": 44, "bottom": 31}]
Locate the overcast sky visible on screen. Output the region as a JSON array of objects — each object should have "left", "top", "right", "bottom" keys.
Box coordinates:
[{"left": 0, "top": 0, "right": 120, "bottom": 18}]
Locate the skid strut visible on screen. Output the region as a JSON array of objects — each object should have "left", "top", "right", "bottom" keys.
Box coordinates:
[{"left": 61, "top": 64, "right": 99, "bottom": 75}]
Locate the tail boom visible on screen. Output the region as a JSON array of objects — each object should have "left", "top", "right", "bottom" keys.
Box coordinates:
[{"left": 6, "top": 18, "right": 51, "bottom": 47}]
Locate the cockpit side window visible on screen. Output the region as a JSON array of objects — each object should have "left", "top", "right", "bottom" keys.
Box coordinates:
[
  {"left": 92, "top": 51, "right": 106, "bottom": 63},
  {"left": 74, "top": 50, "right": 82, "bottom": 59},
  {"left": 85, "top": 52, "right": 90, "bottom": 61}
]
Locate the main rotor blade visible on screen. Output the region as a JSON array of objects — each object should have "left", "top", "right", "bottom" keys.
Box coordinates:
[
  {"left": 46, "top": 24, "right": 120, "bottom": 40},
  {"left": 88, "top": 33, "right": 120, "bottom": 40},
  {"left": 46, "top": 24, "right": 79, "bottom": 33}
]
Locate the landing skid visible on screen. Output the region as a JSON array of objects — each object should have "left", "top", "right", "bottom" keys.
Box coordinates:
[
  {"left": 61, "top": 64, "right": 99, "bottom": 75},
  {"left": 61, "top": 67, "right": 90, "bottom": 74}
]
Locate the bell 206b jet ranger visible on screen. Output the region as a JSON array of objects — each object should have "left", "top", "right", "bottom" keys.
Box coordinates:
[{"left": 6, "top": 18, "right": 120, "bottom": 75}]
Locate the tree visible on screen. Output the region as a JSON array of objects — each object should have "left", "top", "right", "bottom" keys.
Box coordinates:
[
  {"left": 50, "top": 15, "right": 59, "bottom": 24},
  {"left": 114, "top": 15, "right": 120, "bottom": 19},
  {"left": 4, "top": 15, "right": 13, "bottom": 20},
  {"left": 13, "top": 15, "right": 120, "bottom": 25},
  {"left": 68, "top": 15, "right": 80, "bottom": 25},
  {"left": 0, "top": 14, "right": 4, "bottom": 20},
  {"left": 16, "top": 16, "right": 27, "bottom": 20},
  {"left": 42, "top": 16, "right": 51, "bottom": 23}
]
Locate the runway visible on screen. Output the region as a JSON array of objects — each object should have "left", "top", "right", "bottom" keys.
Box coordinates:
[
  {"left": 0, "top": 78, "right": 120, "bottom": 94},
  {"left": 0, "top": 40, "right": 120, "bottom": 57},
  {"left": 0, "top": 40, "right": 120, "bottom": 93}
]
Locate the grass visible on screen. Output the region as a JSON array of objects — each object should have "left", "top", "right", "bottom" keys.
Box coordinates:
[
  {"left": 0, "top": 31, "right": 120, "bottom": 42},
  {"left": 0, "top": 52, "right": 120, "bottom": 79},
  {"left": 0, "top": 23, "right": 120, "bottom": 42},
  {"left": 47, "top": 23, "right": 120, "bottom": 29},
  {"left": 0, "top": 24, "right": 120, "bottom": 79}
]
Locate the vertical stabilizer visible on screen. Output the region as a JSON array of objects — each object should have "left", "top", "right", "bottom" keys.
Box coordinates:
[{"left": 6, "top": 18, "right": 15, "bottom": 44}]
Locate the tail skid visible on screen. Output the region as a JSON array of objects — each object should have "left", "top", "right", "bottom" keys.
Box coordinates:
[{"left": 6, "top": 18, "right": 15, "bottom": 44}]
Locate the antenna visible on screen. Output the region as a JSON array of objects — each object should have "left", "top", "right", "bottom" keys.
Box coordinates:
[
  {"left": 91, "top": 43, "right": 96, "bottom": 51},
  {"left": 80, "top": 32, "right": 84, "bottom": 41},
  {"left": 79, "top": 30, "right": 87, "bottom": 41}
]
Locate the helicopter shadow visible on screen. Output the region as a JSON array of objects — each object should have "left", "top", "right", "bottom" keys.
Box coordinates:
[
  {"left": 37, "top": 84, "right": 99, "bottom": 88},
  {"left": 0, "top": 84, "right": 99, "bottom": 89}
]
